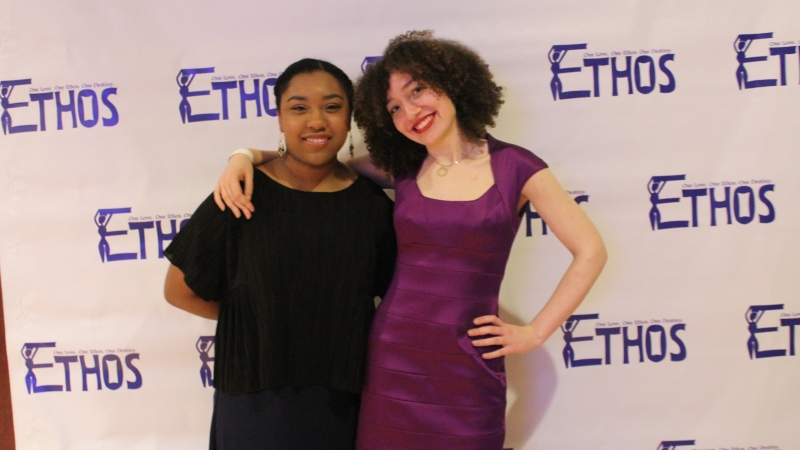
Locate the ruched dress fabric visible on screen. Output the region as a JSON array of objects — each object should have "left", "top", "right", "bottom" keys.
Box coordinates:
[{"left": 356, "top": 135, "right": 547, "bottom": 450}]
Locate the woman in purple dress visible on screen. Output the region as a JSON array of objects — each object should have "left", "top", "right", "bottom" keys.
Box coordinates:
[{"left": 215, "top": 31, "right": 606, "bottom": 449}]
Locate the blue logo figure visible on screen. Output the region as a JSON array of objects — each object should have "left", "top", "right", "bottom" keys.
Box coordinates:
[
  {"left": 197, "top": 336, "right": 215, "bottom": 388},
  {"left": 746, "top": 304, "right": 786, "bottom": 359},
  {"left": 657, "top": 440, "right": 695, "bottom": 450},
  {"left": 361, "top": 57, "right": 382, "bottom": 74},
  {"left": 648, "top": 175, "right": 689, "bottom": 230},
  {"left": 176, "top": 68, "right": 219, "bottom": 123},
  {"left": 0, "top": 83, "right": 13, "bottom": 135},
  {"left": 95, "top": 208, "right": 137, "bottom": 263},
  {"left": 21, "top": 342, "right": 62, "bottom": 394},
  {"left": 562, "top": 314, "right": 601, "bottom": 368},
  {"left": 549, "top": 44, "right": 590, "bottom": 101},
  {"left": 1, "top": 79, "right": 37, "bottom": 135},
  {"left": 734, "top": 33, "right": 776, "bottom": 90}
]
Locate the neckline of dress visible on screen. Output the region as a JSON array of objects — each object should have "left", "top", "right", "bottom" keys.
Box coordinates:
[
  {"left": 413, "top": 134, "right": 498, "bottom": 203},
  {"left": 255, "top": 166, "right": 361, "bottom": 194}
]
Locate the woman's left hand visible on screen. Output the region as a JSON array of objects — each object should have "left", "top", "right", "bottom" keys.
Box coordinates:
[{"left": 468, "top": 315, "right": 542, "bottom": 359}]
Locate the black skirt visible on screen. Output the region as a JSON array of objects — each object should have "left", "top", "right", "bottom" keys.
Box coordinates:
[{"left": 210, "top": 385, "right": 359, "bottom": 450}]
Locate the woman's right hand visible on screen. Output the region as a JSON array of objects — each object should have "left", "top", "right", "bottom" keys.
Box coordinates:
[{"left": 213, "top": 154, "right": 255, "bottom": 219}]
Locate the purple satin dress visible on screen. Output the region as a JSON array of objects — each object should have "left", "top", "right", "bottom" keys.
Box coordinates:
[{"left": 357, "top": 136, "right": 548, "bottom": 449}]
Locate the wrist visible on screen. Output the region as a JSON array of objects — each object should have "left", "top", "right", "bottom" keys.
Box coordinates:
[
  {"left": 230, "top": 148, "right": 255, "bottom": 163},
  {"left": 526, "top": 323, "right": 546, "bottom": 350}
]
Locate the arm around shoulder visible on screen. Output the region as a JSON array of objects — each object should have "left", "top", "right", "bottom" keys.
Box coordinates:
[
  {"left": 348, "top": 154, "right": 394, "bottom": 189},
  {"left": 213, "top": 149, "right": 280, "bottom": 219}
]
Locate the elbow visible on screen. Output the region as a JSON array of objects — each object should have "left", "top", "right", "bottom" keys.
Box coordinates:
[
  {"left": 164, "top": 285, "right": 180, "bottom": 308},
  {"left": 575, "top": 236, "right": 607, "bottom": 270},
  {"left": 164, "top": 282, "right": 195, "bottom": 309},
  {"left": 596, "top": 243, "right": 608, "bottom": 270},
  {"left": 164, "top": 264, "right": 193, "bottom": 309},
  {"left": 592, "top": 238, "right": 608, "bottom": 270}
]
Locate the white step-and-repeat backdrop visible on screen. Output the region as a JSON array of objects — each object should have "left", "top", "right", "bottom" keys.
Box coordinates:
[{"left": 1, "top": 1, "right": 798, "bottom": 449}]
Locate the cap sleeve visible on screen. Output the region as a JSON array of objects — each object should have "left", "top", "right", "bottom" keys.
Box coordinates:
[
  {"left": 488, "top": 135, "right": 548, "bottom": 217},
  {"left": 164, "top": 194, "right": 237, "bottom": 302}
]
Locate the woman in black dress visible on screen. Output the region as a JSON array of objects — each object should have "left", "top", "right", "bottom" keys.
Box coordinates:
[{"left": 163, "top": 59, "right": 396, "bottom": 450}]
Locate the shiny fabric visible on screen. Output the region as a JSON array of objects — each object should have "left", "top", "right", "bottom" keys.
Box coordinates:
[{"left": 357, "top": 136, "right": 547, "bottom": 449}]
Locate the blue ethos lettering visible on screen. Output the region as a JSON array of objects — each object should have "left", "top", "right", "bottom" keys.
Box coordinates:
[
  {"left": 746, "top": 304, "right": 800, "bottom": 359},
  {"left": 735, "top": 33, "right": 799, "bottom": 89},
  {"left": 648, "top": 175, "right": 775, "bottom": 230},
  {"left": 197, "top": 336, "right": 215, "bottom": 388},
  {"left": 177, "top": 68, "right": 277, "bottom": 123},
  {"left": 95, "top": 208, "right": 189, "bottom": 263},
  {"left": 361, "top": 57, "right": 382, "bottom": 74},
  {"left": 549, "top": 44, "right": 675, "bottom": 100},
  {"left": 22, "top": 343, "right": 142, "bottom": 394},
  {"left": 1, "top": 79, "right": 118, "bottom": 135},
  {"left": 657, "top": 441, "right": 696, "bottom": 450},
  {"left": 522, "top": 194, "right": 589, "bottom": 236},
  {"left": 561, "top": 315, "right": 687, "bottom": 368}
]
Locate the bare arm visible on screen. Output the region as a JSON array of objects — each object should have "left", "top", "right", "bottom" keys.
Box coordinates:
[
  {"left": 213, "top": 150, "right": 278, "bottom": 219},
  {"left": 470, "top": 168, "right": 607, "bottom": 358},
  {"left": 164, "top": 264, "right": 220, "bottom": 320},
  {"left": 213, "top": 150, "right": 393, "bottom": 220},
  {"left": 348, "top": 154, "right": 393, "bottom": 189}
]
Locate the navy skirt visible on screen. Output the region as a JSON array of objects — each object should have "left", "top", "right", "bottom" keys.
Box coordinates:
[{"left": 210, "top": 385, "right": 359, "bottom": 450}]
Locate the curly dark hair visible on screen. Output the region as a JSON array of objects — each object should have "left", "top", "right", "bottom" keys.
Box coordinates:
[{"left": 353, "top": 30, "right": 504, "bottom": 176}]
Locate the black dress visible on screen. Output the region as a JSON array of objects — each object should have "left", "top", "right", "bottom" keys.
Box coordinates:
[{"left": 165, "top": 169, "right": 396, "bottom": 450}]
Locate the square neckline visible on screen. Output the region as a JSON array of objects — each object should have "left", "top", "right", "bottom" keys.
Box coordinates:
[{"left": 412, "top": 134, "right": 499, "bottom": 203}]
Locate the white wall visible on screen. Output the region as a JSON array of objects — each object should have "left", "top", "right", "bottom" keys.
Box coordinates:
[{"left": 1, "top": 1, "right": 798, "bottom": 448}]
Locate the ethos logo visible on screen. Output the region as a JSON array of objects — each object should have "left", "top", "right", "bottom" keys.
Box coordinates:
[
  {"left": 735, "top": 33, "right": 799, "bottom": 89},
  {"left": 648, "top": 175, "right": 775, "bottom": 230},
  {"left": 22, "top": 342, "right": 142, "bottom": 393},
  {"left": 746, "top": 304, "right": 800, "bottom": 359},
  {"left": 361, "top": 57, "right": 381, "bottom": 74},
  {"left": 658, "top": 441, "right": 781, "bottom": 450},
  {"left": 1, "top": 78, "right": 118, "bottom": 135},
  {"left": 549, "top": 44, "right": 675, "bottom": 100},
  {"left": 561, "top": 314, "right": 687, "bottom": 368},
  {"left": 95, "top": 208, "right": 190, "bottom": 263},
  {"left": 657, "top": 441, "right": 695, "bottom": 450},
  {"left": 197, "top": 336, "right": 215, "bottom": 388},
  {"left": 522, "top": 191, "right": 588, "bottom": 237},
  {"left": 176, "top": 67, "right": 281, "bottom": 123}
]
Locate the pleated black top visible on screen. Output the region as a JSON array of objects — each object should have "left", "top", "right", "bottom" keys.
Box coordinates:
[{"left": 165, "top": 169, "right": 396, "bottom": 395}]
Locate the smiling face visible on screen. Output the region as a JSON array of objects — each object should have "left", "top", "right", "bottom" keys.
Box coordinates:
[
  {"left": 278, "top": 71, "right": 350, "bottom": 168},
  {"left": 386, "top": 72, "right": 459, "bottom": 150}
]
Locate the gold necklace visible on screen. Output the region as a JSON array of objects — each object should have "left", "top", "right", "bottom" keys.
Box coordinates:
[
  {"left": 429, "top": 142, "right": 485, "bottom": 176},
  {"left": 430, "top": 154, "right": 462, "bottom": 177}
]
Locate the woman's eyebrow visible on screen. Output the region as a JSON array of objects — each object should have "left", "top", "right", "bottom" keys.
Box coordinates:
[
  {"left": 286, "top": 93, "right": 344, "bottom": 102},
  {"left": 386, "top": 79, "right": 416, "bottom": 103}
]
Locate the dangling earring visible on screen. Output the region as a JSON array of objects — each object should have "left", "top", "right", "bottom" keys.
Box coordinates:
[
  {"left": 339, "top": 131, "right": 354, "bottom": 158},
  {"left": 278, "top": 132, "right": 286, "bottom": 158},
  {"left": 348, "top": 131, "right": 354, "bottom": 159}
]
